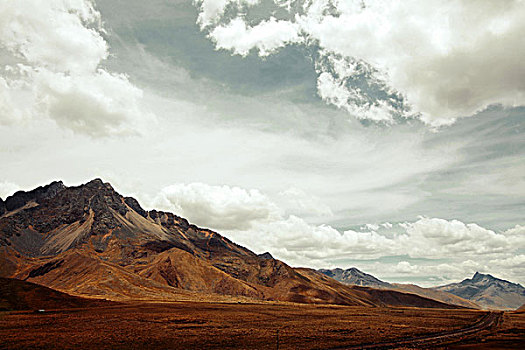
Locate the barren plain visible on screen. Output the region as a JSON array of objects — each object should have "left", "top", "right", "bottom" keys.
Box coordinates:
[{"left": 1, "top": 302, "right": 523, "bottom": 349}]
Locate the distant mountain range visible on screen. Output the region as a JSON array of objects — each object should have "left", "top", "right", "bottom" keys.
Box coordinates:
[
  {"left": 319, "top": 268, "right": 391, "bottom": 288},
  {"left": 435, "top": 272, "right": 525, "bottom": 310},
  {"left": 319, "top": 268, "right": 479, "bottom": 309},
  {"left": 319, "top": 268, "right": 525, "bottom": 310},
  {"left": 0, "top": 179, "right": 457, "bottom": 309}
]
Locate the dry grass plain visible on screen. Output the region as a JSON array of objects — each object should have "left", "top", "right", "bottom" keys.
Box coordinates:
[
  {"left": 2, "top": 301, "right": 518, "bottom": 350},
  {"left": 448, "top": 310, "right": 525, "bottom": 349}
]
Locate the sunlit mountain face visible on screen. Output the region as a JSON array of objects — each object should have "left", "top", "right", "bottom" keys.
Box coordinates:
[{"left": 1, "top": 0, "right": 524, "bottom": 287}]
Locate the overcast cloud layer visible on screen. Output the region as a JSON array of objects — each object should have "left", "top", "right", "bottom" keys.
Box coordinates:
[{"left": 0, "top": 0, "right": 524, "bottom": 286}]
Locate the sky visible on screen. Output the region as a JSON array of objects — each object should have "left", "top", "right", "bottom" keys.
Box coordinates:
[{"left": 0, "top": 0, "right": 524, "bottom": 287}]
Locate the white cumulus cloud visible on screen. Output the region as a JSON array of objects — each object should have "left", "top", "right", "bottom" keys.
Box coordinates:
[
  {"left": 0, "top": 0, "right": 153, "bottom": 136},
  {"left": 210, "top": 17, "right": 303, "bottom": 57},
  {"left": 154, "top": 183, "right": 278, "bottom": 230},
  {"left": 195, "top": 0, "right": 262, "bottom": 28},
  {"left": 0, "top": 0, "right": 107, "bottom": 73},
  {"left": 34, "top": 69, "right": 146, "bottom": 136}
]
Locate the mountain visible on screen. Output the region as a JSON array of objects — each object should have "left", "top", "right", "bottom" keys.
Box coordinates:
[
  {"left": 0, "top": 277, "right": 112, "bottom": 311},
  {"left": 319, "top": 268, "right": 391, "bottom": 288},
  {"left": 0, "top": 179, "right": 457, "bottom": 309},
  {"left": 435, "top": 272, "right": 525, "bottom": 310},
  {"left": 320, "top": 267, "right": 479, "bottom": 309}
]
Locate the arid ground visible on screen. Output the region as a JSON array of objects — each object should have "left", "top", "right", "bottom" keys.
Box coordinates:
[
  {"left": 448, "top": 310, "right": 525, "bottom": 349},
  {"left": 1, "top": 302, "right": 523, "bottom": 349}
]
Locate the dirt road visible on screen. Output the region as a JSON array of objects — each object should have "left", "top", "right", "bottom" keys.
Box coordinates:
[{"left": 336, "top": 311, "right": 502, "bottom": 349}]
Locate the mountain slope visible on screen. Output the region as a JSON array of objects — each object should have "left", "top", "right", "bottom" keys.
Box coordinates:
[
  {"left": 0, "top": 277, "right": 112, "bottom": 311},
  {"left": 320, "top": 267, "right": 479, "bottom": 309},
  {"left": 435, "top": 272, "right": 525, "bottom": 310},
  {"left": 0, "top": 179, "right": 460, "bottom": 308},
  {"left": 391, "top": 283, "right": 479, "bottom": 309}
]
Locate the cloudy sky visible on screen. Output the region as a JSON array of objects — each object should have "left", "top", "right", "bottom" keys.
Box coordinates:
[{"left": 0, "top": 0, "right": 524, "bottom": 287}]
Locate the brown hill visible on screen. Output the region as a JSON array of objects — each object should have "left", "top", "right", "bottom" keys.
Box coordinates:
[
  {"left": 0, "top": 179, "right": 460, "bottom": 308},
  {"left": 391, "top": 283, "right": 480, "bottom": 309},
  {"left": 0, "top": 277, "right": 112, "bottom": 311}
]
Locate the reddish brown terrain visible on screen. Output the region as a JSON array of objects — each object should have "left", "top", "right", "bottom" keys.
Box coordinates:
[
  {"left": 448, "top": 310, "right": 525, "bottom": 349},
  {"left": 0, "top": 302, "right": 516, "bottom": 350},
  {"left": 0, "top": 277, "right": 113, "bottom": 311}
]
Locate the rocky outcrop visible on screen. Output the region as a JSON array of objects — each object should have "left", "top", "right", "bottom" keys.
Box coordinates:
[
  {"left": 0, "top": 178, "right": 131, "bottom": 253},
  {"left": 258, "top": 252, "right": 274, "bottom": 260},
  {"left": 4, "top": 181, "right": 65, "bottom": 212},
  {"left": 0, "top": 198, "right": 5, "bottom": 216},
  {"left": 124, "top": 196, "right": 147, "bottom": 218}
]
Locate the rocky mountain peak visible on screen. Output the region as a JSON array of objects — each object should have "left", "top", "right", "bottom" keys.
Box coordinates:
[
  {"left": 471, "top": 272, "right": 500, "bottom": 284},
  {"left": 319, "top": 267, "right": 392, "bottom": 288},
  {"left": 347, "top": 267, "right": 364, "bottom": 275},
  {"left": 258, "top": 252, "right": 274, "bottom": 260},
  {"left": 84, "top": 178, "right": 104, "bottom": 188},
  {"left": 0, "top": 179, "right": 254, "bottom": 260},
  {"left": 83, "top": 178, "right": 115, "bottom": 191},
  {"left": 472, "top": 271, "right": 488, "bottom": 281},
  {"left": 436, "top": 272, "right": 525, "bottom": 310},
  {"left": 4, "top": 180, "right": 65, "bottom": 212},
  {"left": 0, "top": 179, "right": 137, "bottom": 254}
]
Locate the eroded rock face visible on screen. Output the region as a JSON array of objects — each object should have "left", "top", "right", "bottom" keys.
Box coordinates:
[
  {"left": 124, "top": 197, "right": 147, "bottom": 218},
  {"left": 0, "top": 179, "right": 130, "bottom": 254},
  {"left": 148, "top": 210, "right": 191, "bottom": 230},
  {"left": 0, "top": 178, "right": 256, "bottom": 260}
]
